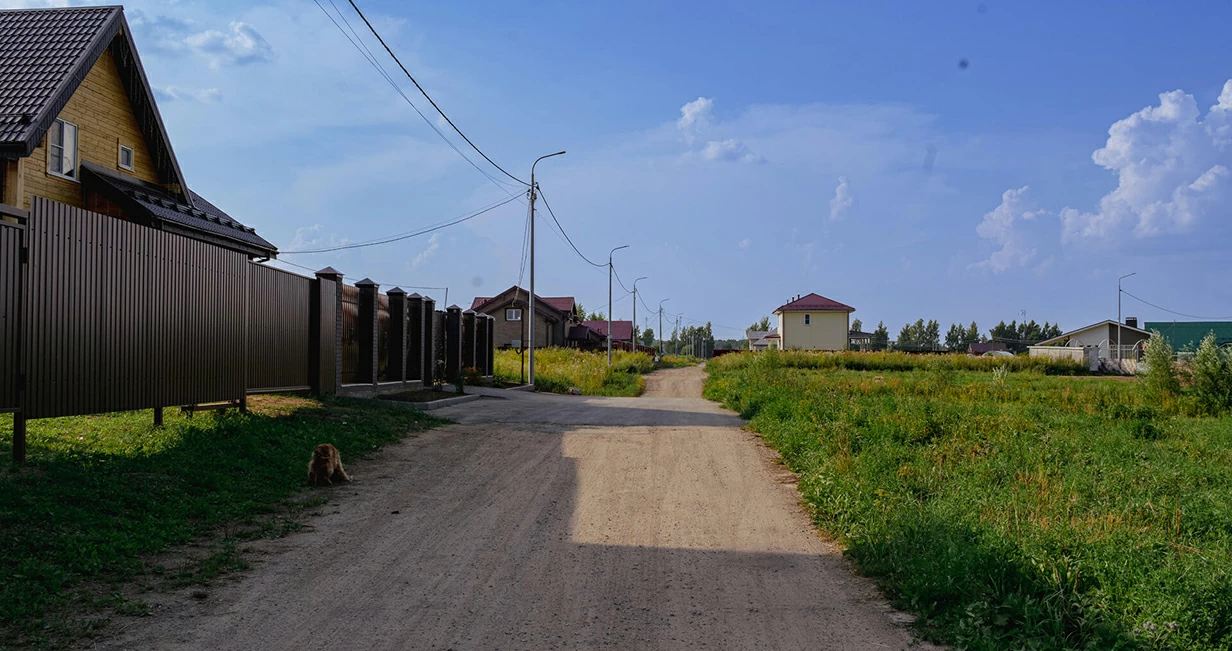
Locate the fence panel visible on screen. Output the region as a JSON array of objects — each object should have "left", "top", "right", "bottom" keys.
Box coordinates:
[
  {"left": 24, "top": 198, "right": 247, "bottom": 419},
  {"left": 0, "top": 220, "right": 22, "bottom": 410},
  {"left": 377, "top": 293, "right": 390, "bottom": 382},
  {"left": 247, "top": 263, "right": 312, "bottom": 392},
  {"left": 340, "top": 283, "right": 359, "bottom": 384}
]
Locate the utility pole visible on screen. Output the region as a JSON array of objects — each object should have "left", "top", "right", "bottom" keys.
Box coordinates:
[
  {"left": 1117, "top": 272, "right": 1136, "bottom": 361},
  {"left": 528, "top": 151, "right": 566, "bottom": 386},
  {"left": 658, "top": 299, "right": 670, "bottom": 357},
  {"left": 632, "top": 276, "right": 648, "bottom": 352},
  {"left": 607, "top": 244, "right": 629, "bottom": 366},
  {"left": 676, "top": 315, "right": 681, "bottom": 355}
]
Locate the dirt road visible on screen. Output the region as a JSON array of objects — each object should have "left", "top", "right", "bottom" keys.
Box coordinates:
[{"left": 105, "top": 366, "right": 934, "bottom": 650}]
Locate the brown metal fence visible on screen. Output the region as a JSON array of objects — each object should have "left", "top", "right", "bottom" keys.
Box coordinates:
[
  {"left": 0, "top": 218, "right": 23, "bottom": 411},
  {"left": 247, "top": 263, "right": 312, "bottom": 392},
  {"left": 377, "top": 293, "right": 390, "bottom": 382},
  {"left": 340, "top": 283, "right": 359, "bottom": 384}
]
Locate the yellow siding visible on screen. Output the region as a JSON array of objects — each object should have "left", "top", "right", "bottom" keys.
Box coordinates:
[
  {"left": 777, "top": 311, "right": 848, "bottom": 351},
  {"left": 20, "top": 48, "right": 161, "bottom": 210}
]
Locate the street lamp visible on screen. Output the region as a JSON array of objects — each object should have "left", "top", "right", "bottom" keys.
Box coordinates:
[
  {"left": 1117, "top": 272, "right": 1136, "bottom": 361},
  {"left": 632, "top": 276, "right": 648, "bottom": 352},
  {"left": 658, "top": 299, "right": 670, "bottom": 357},
  {"left": 528, "top": 150, "right": 566, "bottom": 387},
  {"left": 608, "top": 244, "right": 629, "bottom": 366}
]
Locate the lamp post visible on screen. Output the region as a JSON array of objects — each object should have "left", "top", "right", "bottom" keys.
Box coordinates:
[
  {"left": 658, "top": 299, "right": 670, "bottom": 357},
  {"left": 528, "top": 150, "right": 566, "bottom": 387},
  {"left": 607, "top": 244, "right": 629, "bottom": 366},
  {"left": 632, "top": 276, "right": 648, "bottom": 352},
  {"left": 1117, "top": 272, "right": 1136, "bottom": 361}
]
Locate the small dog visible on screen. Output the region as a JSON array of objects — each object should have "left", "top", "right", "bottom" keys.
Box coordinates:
[{"left": 307, "top": 443, "right": 350, "bottom": 487}]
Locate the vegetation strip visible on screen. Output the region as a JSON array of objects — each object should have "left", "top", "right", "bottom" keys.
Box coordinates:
[
  {"left": 704, "top": 350, "right": 1232, "bottom": 650},
  {"left": 0, "top": 395, "right": 444, "bottom": 648},
  {"left": 494, "top": 348, "right": 657, "bottom": 396}
]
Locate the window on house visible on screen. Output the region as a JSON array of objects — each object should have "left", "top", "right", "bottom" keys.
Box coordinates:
[
  {"left": 506, "top": 308, "right": 522, "bottom": 321},
  {"left": 804, "top": 314, "right": 811, "bottom": 325},
  {"left": 118, "top": 144, "right": 134, "bottom": 171},
  {"left": 47, "top": 119, "right": 78, "bottom": 180}
]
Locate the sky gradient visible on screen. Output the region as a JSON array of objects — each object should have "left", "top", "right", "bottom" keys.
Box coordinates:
[{"left": 11, "top": 0, "right": 1232, "bottom": 339}]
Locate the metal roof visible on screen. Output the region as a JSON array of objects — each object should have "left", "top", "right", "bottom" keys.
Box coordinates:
[
  {"left": 1144, "top": 321, "right": 1232, "bottom": 350},
  {"left": 774, "top": 292, "right": 855, "bottom": 313},
  {"left": 471, "top": 287, "right": 576, "bottom": 316},
  {"left": 1036, "top": 319, "right": 1151, "bottom": 346},
  {"left": 82, "top": 162, "right": 276, "bottom": 256},
  {"left": 582, "top": 320, "right": 633, "bottom": 341}
]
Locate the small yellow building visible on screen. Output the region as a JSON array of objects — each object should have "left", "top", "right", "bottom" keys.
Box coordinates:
[{"left": 772, "top": 293, "right": 855, "bottom": 351}]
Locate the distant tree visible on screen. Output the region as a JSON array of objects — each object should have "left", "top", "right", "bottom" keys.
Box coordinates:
[
  {"left": 945, "top": 323, "right": 965, "bottom": 351},
  {"left": 586, "top": 310, "right": 606, "bottom": 321},
  {"left": 896, "top": 323, "right": 915, "bottom": 350},
  {"left": 851, "top": 318, "right": 863, "bottom": 333},
  {"left": 749, "top": 315, "right": 772, "bottom": 332},
  {"left": 872, "top": 321, "right": 889, "bottom": 351},
  {"left": 640, "top": 327, "right": 655, "bottom": 347},
  {"left": 573, "top": 303, "right": 586, "bottom": 321},
  {"left": 965, "top": 321, "right": 983, "bottom": 348},
  {"left": 923, "top": 319, "right": 941, "bottom": 350}
]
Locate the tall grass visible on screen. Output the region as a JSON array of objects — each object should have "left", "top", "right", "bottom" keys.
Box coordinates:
[
  {"left": 705, "top": 351, "right": 1232, "bottom": 650},
  {"left": 493, "top": 348, "right": 654, "bottom": 396},
  {"left": 708, "top": 349, "right": 1087, "bottom": 375}
]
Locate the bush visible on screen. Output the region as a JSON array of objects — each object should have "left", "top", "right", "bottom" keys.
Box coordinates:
[
  {"left": 1191, "top": 333, "right": 1232, "bottom": 415},
  {"left": 1142, "top": 330, "right": 1180, "bottom": 398}
]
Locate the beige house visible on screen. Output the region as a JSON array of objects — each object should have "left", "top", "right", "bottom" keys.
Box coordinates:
[
  {"left": 772, "top": 293, "right": 855, "bottom": 351},
  {"left": 470, "top": 285, "right": 576, "bottom": 349},
  {"left": 1031, "top": 319, "right": 1152, "bottom": 361}
]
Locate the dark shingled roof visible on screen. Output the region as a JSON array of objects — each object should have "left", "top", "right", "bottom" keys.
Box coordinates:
[
  {"left": 583, "top": 320, "right": 633, "bottom": 342},
  {"left": 83, "top": 162, "right": 277, "bottom": 256},
  {"left": 774, "top": 292, "right": 855, "bottom": 313},
  {"left": 471, "top": 289, "right": 575, "bottom": 315}
]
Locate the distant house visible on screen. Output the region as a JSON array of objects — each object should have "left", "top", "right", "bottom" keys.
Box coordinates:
[
  {"left": 1144, "top": 321, "right": 1232, "bottom": 350},
  {"left": 0, "top": 6, "right": 275, "bottom": 258},
  {"left": 1033, "top": 319, "right": 1151, "bottom": 359},
  {"left": 583, "top": 320, "right": 633, "bottom": 344},
  {"left": 772, "top": 293, "right": 855, "bottom": 351},
  {"left": 968, "top": 342, "right": 1008, "bottom": 356},
  {"left": 848, "top": 330, "right": 873, "bottom": 351},
  {"left": 470, "top": 286, "right": 576, "bottom": 349},
  {"left": 747, "top": 330, "right": 772, "bottom": 351}
]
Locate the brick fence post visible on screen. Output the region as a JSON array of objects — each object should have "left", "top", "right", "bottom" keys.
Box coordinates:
[
  {"left": 462, "top": 309, "right": 477, "bottom": 372},
  {"left": 356, "top": 278, "right": 379, "bottom": 386},
  {"left": 387, "top": 287, "right": 407, "bottom": 383},
  {"left": 422, "top": 296, "right": 436, "bottom": 386},
  {"left": 406, "top": 293, "right": 424, "bottom": 382},
  {"left": 485, "top": 314, "right": 495, "bottom": 376},
  {"left": 312, "top": 267, "right": 343, "bottom": 395},
  {"left": 445, "top": 305, "right": 462, "bottom": 384},
  {"left": 474, "top": 313, "right": 488, "bottom": 377}
]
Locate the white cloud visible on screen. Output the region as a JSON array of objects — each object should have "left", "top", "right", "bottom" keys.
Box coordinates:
[
  {"left": 739, "top": 238, "right": 751, "bottom": 249},
  {"left": 1061, "top": 80, "right": 1232, "bottom": 242},
  {"left": 183, "top": 21, "right": 274, "bottom": 68},
  {"left": 700, "top": 139, "right": 763, "bottom": 163},
  {"left": 410, "top": 234, "right": 441, "bottom": 270},
  {"left": 828, "top": 176, "right": 854, "bottom": 221},
  {"left": 153, "top": 85, "right": 220, "bottom": 103},
  {"left": 973, "top": 186, "right": 1046, "bottom": 273},
  {"left": 678, "top": 97, "right": 713, "bottom": 142}
]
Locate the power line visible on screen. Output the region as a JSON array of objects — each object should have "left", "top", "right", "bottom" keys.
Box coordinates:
[
  {"left": 536, "top": 187, "right": 605, "bottom": 268},
  {"left": 281, "top": 194, "right": 520, "bottom": 254},
  {"left": 347, "top": 0, "right": 529, "bottom": 187},
  {"left": 1121, "top": 290, "right": 1232, "bottom": 321},
  {"left": 310, "top": 0, "right": 522, "bottom": 194}
]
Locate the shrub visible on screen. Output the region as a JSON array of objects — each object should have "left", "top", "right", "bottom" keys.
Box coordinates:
[
  {"left": 1141, "top": 331, "right": 1180, "bottom": 398},
  {"left": 1190, "top": 333, "right": 1232, "bottom": 415}
]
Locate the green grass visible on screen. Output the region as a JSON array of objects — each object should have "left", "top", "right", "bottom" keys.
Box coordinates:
[
  {"left": 0, "top": 395, "right": 444, "bottom": 648},
  {"left": 494, "top": 348, "right": 654, "bottom": 396},
  {"left": 704, "top": 351, "right": 1232, "bottom": 650},
  {"left": 656, "top": 354, "right": 700, "bottom": 369}
]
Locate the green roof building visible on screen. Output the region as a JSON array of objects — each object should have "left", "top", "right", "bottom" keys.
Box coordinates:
[{"left": 1143, "top": 321, "right": 1232, "bottom": 351}]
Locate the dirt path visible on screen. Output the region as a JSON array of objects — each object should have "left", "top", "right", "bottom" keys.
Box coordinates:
[{"left": 103, "top": 366, "right": 935, "bottom": 650}]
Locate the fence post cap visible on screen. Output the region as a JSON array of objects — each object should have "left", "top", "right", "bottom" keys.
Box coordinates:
[
  {"left": 355, "top": 277, "right": 379, "bottom": 288},
  {"left": 314, "top": 266, "right": 343, "bottom": 280},
  {"left": 462, "top": 308, "right": 476, "bottom": 315},
  {"left": 447, "top": 304, "right": 462, "bottom": 312},
  {"left": 407, "top": 292, "right": 423, "bottom": 299},
  {"left": 387, "top": 287, "right": 406, "bottom": 296}
]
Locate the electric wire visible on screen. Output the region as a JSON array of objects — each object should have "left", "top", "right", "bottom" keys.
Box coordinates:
[
  {"left": 281, "top": 194, "right": 521, "bottom": 254},
  {"left": 536, "top": 187, "right": 606, "bottom": 268},
  {"left": 1121, "top": 290, "right": 1232, "bottom": 321},
  {"left": 347, "top": 0, "right": 529, "bottom": 186}
]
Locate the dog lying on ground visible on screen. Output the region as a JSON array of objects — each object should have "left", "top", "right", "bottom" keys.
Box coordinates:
[{"left": 307, "top": 443, "right": 350, "bottom": 487}]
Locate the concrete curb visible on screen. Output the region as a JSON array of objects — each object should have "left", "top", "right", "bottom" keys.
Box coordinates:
[
  {"left": 463, "top": 385, "right": 526, "bottom": 398},
  {"left": 368, "top": 393, "right": 483, "bottom": 412}
]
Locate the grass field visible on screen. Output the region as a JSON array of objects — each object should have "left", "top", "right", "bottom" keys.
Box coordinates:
[
  {"left": 705, "top": 351, "right": 1232, "bottom": 651},
  {"left": 494, "top": 348, "right": 655, "bottom": 396},
  {"left": 0, "top": 396, "right": 443, "bottom": 648}
]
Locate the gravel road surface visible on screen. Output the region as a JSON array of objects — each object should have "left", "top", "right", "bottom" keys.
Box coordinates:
[{"left": 104, "top": 366, "right": 935, "bottom": 650}]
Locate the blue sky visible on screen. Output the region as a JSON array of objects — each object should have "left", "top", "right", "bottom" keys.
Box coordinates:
[{"left": 15, "top": 0, "right": 1232, "bottom": 339}]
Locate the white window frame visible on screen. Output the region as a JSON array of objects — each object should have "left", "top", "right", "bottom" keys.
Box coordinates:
[
  {"left": 804, "top": 314, "right": 811, "bottom": 325},
  {"left": 118, "top": 144, "right": 134, "bottom": 171},
  {"left": 505, "top": 308, "right": 522, "bottom": 321},
  {"left": 47, "top": 118, "right": 79, "bottom": 181}
]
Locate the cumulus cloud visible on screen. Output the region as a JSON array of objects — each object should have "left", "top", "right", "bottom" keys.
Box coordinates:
[
  {"left": 1061, "top": 80, "right": 1232, "bottom": 242},
  {"left": 410, "top": 234, "right": 441, "bottom": 270},
  {"left": 828, "top": 176, "right": 854, "bottom": 221},
  {"left": 678, "top": 97, "right": 713, "bottom": 142},
  {"left": 700, "top": 139, "right": 763, "bottom": 163},
  {"left": 183, "top": 22, "right": 275, "bottom": 68},
  {"left": 739, "top": 238, "right": 751, "bottom": 249},
  {"left": 154, "top": 85, "right": 221, "bottom": 103},
  {"left": 974, "top": 186, "right": 1047, "bottom": 273}
]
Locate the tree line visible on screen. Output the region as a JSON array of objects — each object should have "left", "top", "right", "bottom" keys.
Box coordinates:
[{"left": 745, "top": 315, "right": 1063, "bottom": 354}]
